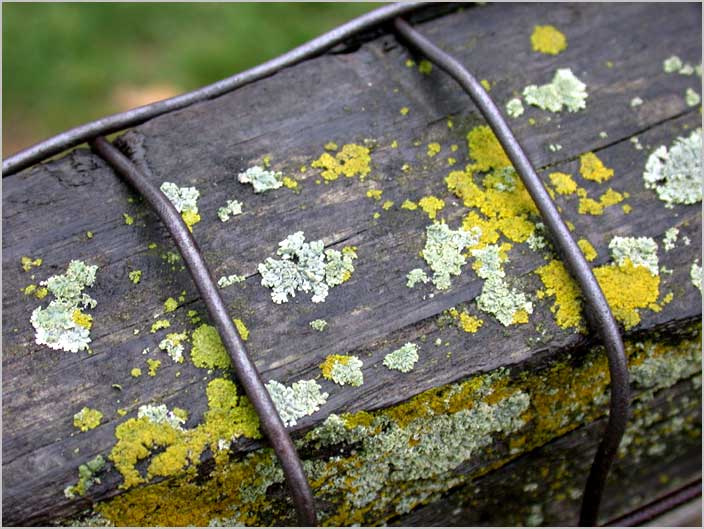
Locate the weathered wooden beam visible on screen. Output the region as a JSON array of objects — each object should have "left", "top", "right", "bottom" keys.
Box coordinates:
[{"left": 2, "top": 3, "right": 701, "bottom": 526}]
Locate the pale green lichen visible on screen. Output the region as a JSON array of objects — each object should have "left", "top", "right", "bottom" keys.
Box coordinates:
[
  {"left": 608, "top": 236, "right": 659, "bottom": 275},
  {"left": 321, "top": 354, "right": 364, "bottom": 387},
  {"left": 137, "top": 404, "right": 186, "bottom": 430},
  {"left": 309, "top": 319, "right": 327, "bottom": 332},
  {"left": 685, "top": 88, "right": 700, "bottom": 107},
  {"left": 217, "top": 200, "right": 243, "bottom": 222},
  {"left": 218, "top": 274, "right": 246, "bottom": 288},
  {"left": 643, "top": 129, "right": 702, "bottom": 207},
  {"left": 690, "top": 261, "right": 702, "bottom": 293},
  {"left": 160, "top": 182, "right": 201, "bottom": 230},
  {"left": 159, "top": 332, "right": 188, "bottom": 363},
  {"left": 30, "top": 260, "right": 98, "bottom": 353},
  {"left": 663, "top": 227, "right": 679, "bottom": 251},
  {"left": 505, "top": 98, "right": 524, "bottom": 118},
  {"left": 258, "top": 232, "right": 356, "bottom": 304},
  {"left": 128, "top": 270, "right": 142, "bottom": 284},
  {"left": 406, "top": 268, "right": 430, "bottom": 288},
  {"left": 523, "top": 68, "right": 588, "bottom": 113},
  {"left": 64, "top": 455, "right": 106, "bottom": 498},
  {"left": 663, "top": 55, "right": 683, "bottom": 73},
  {"left": 421, "top": 222, "right": 482, "bottom": 290},
  {"left": 383, "top": 343, "right": 420, "bottom": 373},
  {"left": 472, "top": 244, "right": 533, "bottom": 326},
  {"left": 160, "top": 182, "right": 199, "bottom": 213},
  {"left": 265, "top": 379, "right": 328, "bottom": 427},
  {"left": 663, "top": 55, "right": 698, "bottom": 76},
  {"left": 630, "top": 96, "right": 643, "bottom": 107},
  {"left": 237, "top": 166, "right": 283, "bottom": 193},
  {"left": 74, "top": 407, "right": 104, "bottom": 432}
]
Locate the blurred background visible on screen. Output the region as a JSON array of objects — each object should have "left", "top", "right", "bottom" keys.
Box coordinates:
[{"left": 2, "top": 2, "right": 380, "bottom": 156}]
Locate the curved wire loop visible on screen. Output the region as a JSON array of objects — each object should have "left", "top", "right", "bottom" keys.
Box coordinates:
[
  {"left": 90, "top": 136, "right": 318, "bottom": 526},
  {"left": 2, "top": 2, "right": 424, "bottom": 177},
  {"left": 392, "top": 17, "right": 631, "bottom": 527}
]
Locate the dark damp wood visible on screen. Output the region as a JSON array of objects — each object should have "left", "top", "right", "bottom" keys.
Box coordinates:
[{"left": 2, "top": 2, "right": 701, "bottom": 525}]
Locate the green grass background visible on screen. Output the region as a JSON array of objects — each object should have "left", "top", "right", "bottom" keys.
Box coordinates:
[{"left": 2, "top": 2, "right": 380, "bottom": 155}]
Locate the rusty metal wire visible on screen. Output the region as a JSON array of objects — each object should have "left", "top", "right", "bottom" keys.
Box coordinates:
[
  {"left": 392, "top": 17, "right": 631, "bottom": 527},
  {"left": 90, "top": 136, "right": 318, "bottom": 526},
  {"left": 2, "top": 2, "right": 424, "bottom": 177}
]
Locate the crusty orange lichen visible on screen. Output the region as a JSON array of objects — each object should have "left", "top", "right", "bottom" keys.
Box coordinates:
[
  {"left": 593, "top": 258, "right": 660, "bottom": 329},
  {"left": 549, "top": 172, "right": 578, "bottom": 195},
  {"left": 366, "top": 189, "right": 383, "bottom": 201},
  {"left": 449, "top": 308, "right": 483, "bottom": 333},
  {"left": 311, "top": 144, "right": 371, "bottom": 182},
  {"left": 418, "top": 195, "right": 445, "bottom": 219},
  {"left": 578, "top": 188, "right": 624, "bottom": 215},
  {"left": 531, "top": 25, "right": 567, "bottom": 55},
  {"left": 71, "top": 309, "right": 93, "bottom": 330},
  {"left": 535, "top": 259, "right": 585, "bottom": 331},
  {"left": 579, "top": 152, "right": 614, "bottom": 183},
  {"left": 577, "top": 239, "right": 598, "bottom": 262}
]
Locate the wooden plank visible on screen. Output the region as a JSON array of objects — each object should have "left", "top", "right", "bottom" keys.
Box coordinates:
[{"left": 2, "top": 2, "right": 701, "bottom": 525}]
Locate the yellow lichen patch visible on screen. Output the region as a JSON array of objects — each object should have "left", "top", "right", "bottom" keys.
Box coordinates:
[
  {"left": 181, "top": 210, "right": 201, "bottom": 232},
  {"left": 366, "top": 189, "right": 383, "bottom": 201},
  {"left": 535, "top": 260, "right": 585, "bottom": 331},
  {"left": 622, "top": 204, "right": 632, "bottom": 214},
  {"left": 21, "top": 256, "right": 43, "bottom": 272},
  {"left": 108, "top": 378, "right": 261, "bottom": 493},
  {"left": 233, "top": 318, "right": 249, "bottom": 342},
  {"left": 401, "top": 199, "right": 418, "bottom": 211},
  {"left": 391, "top": 140, "right": 398, "bottom": 149},
  {"left": 131, "top": 368, "right": 142, "bottom": 378},
  {"left": 400, "top": 107, "right": 409, "bottom": 116},
  {"left": 190, "top": 324, "right": 231, "bottom": 369},
  {"left": 427, "top": 142, "right": 441, "bottom": 157},
  {"left": 164, "top": 297, "right": 178, "bottom": 313},
  {"left": 549, "top": 172, "right": 578, "bottom": 195},
  {"left": 579, "top": 152, "right": 614, "bottom": 183},
  {"left": 466, "top": 125, "right": 511, "bottom": 172},
  {"left": 151, "top": 319, "right": 170, "bottom": 333},
  {"left": 531, "top": 25, "right": 567, "bottom": 55},
  {"left": 117, "top": 409, "right": 128, "bottom": 417},
  {"left": 22, "top": 284, "right": 37, "bottom": 296},
  {"left": 480, "top": 79, "right": 492, "bottom": 91},
  {"left": 447, "top": 157, "right": 457, "bottom": 166},
  {"left": 71, "top": 309, "right": 93, "bottom": 330},
  {"left": 448, "top": 308, "right": 483, "bottom": 333},
  {"left": 324, "top": 142, "right": 338, "bottom": 151},
  {"left": 418, "top": 196, "right": 445, "bottom": 219},
  {"left": 382, "top": 200, "right": 394, "bottom": 210},
  {"left": 311, "top": 144, "right": 371, "bottom": 182},
  {"left": 512, "top": 309, "right": 531, "bottom": 325},
  {"left": 74, "top": 407, "right": 103, "bottom": 432},
  {"left": 462, "top": 211, "right": 500, "bottom": 248},
  {"left": 577, "top": 239, "right": 598, "bottom": 262},
  {"left": 282, "top": 176, "right": 299, "bottom": 190},
  {"left": 418, "top": 59, "right": 433, "bottom": 75},
  {"left": 594, "top": 259, "right": 660, "bottom": 329},
  {"left": 147, "top": 359, "right": 161, "bottom": 377},
  {"left": 123, "top": 213, "right": 135, "bottom": 225}
]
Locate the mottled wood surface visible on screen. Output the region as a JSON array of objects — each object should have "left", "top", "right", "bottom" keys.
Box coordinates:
[{"left": 2, "top": 2, "right": 701, "bottom": 525}]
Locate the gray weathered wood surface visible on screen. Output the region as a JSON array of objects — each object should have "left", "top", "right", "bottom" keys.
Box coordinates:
[{"left": 3, "top": 2, "right": 701, "bottom": 525}]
